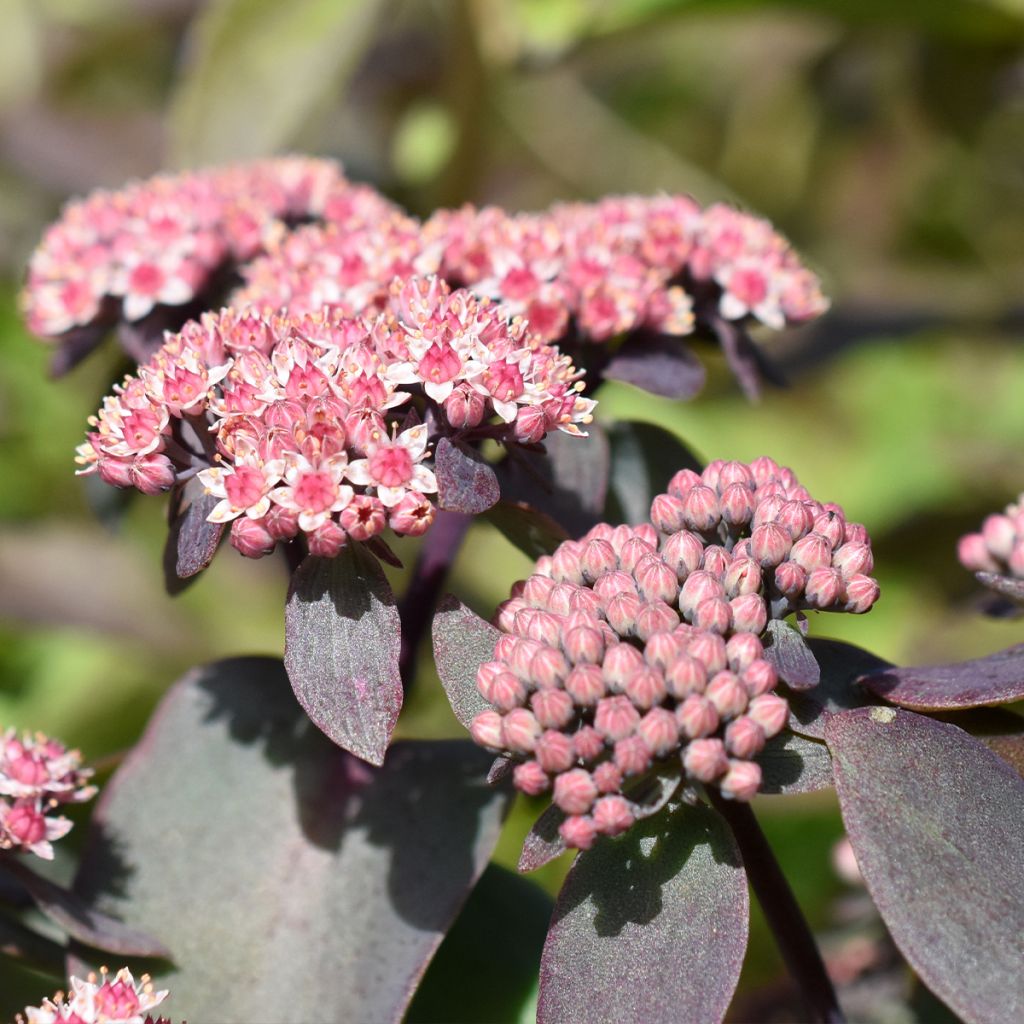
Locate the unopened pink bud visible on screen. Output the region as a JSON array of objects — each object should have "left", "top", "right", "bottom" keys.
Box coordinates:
[
  {"left": 667, "top": 468, "right": 702, "bottom": 499},
  {"left": 389, "top": 492, "right": 435, "bottom": 536},
  {"left": 719, "top": 460, "right": 755, "bottom": 489},
  {"left": 751, "top": 523, "right": 792, "bottom": 568},
  {"left": 634, "top": 601, "right": 680, "bottom": 641},
  {"left": 719, "top": 483, "right": 755, "bottom": 529},
  {"left": 593, "top": 760, "right": 623, "bottom": 793},
  {"left": 726, "top": 632, "right": 764, "bottom": 672},
  {"left": 502, "top": 708, "right": 542, "bottom": 753},
  {"left": 634, "top": 554, "right": 679, "bottom": 604},
  {"left": 602, "top": 642, "right": 644, "bottom": 691},
  {"left": 443, "top": 385, "right": 486, "bottom": 429},
  {"left": 593, "top": 570, "right": 639, "bottom": 603},
  {"left": 805, "top": 567, "right": 844, "bottom": 609},
  {"left": 676, "top": 694, "right": 719, "bottom": 738},
  {"left": 265, "top": 504, "right": 300, "bottom": 540},
  {"left": 570, "top": 587, "right": 603, "bottom": 617},
  {"left": 790, "top": 533, "right": 833, "bottom": 572},
  {"left": 810, "top": 509, "right": 845, "bottom": 548},
  {"left": 665, "top": 654, "right": 708, "bottom": 698},
  {"left": 687, "top": 631, "right": 728, "bottom": 675},
  {"left": 683, "top": 738, "right": 728, "bottom": 781},
  {"left": 5, "top": 803, "right": 46, "bottom": 845},
  {"left": 701, "top": 460, "right": 725, "bottom": 490},
  {"left": 730, "top": 594, "right": 767, "bottom": 634},
  {"left": 565, "top": 663, "right": 606, "bottom": 705},
  {"left": 843, "top": 574, "right": 880, "bottom": 614},
  {"left": 522, "top": 574, "right": 556, "bottom": 608},
  {"left": 679, "top": 571, "right": 726, "bottom": 617},
  {"left": 644, "top": 631, "right": 684, "bottom": 671},
  {"left": 982, "top": 514, "right": 1017, "bottom": 561},
  {"left": 724, "top": 716, "right": 766, "bottom": 758},
  {"left": 618, "top": 536, "right": 657, "bottom": 573},
  {"left": 513, "top": 760, "right": 550, "bottom": 795},
  {"left": 701, "top": 545, "right": 731, "bottom": 579},
  {"left": 495, "top": 597, "right": 525, "bottom": 632},
  {"left": 751, "top": 494, "right": 785, "bottom": 530},
  {"left": 551, "top": 541, "right": 584, "bottom": 584},
  {"left": 706, "top": 671, "right": 748, "bottom": 719},
  {"left": 529, "top": 646, "right": 569, "bottom": 689},
  {"left": 832, "top": 542, "right": 873, "bottom": 578},
  {"left": 230, "top": 516, "right": 276, "bottom": 558},
  {"left": 723, "top": 557, "right": 762, "bottom": 597},
  {"left": 719, "top": 759, "right": 762, "bottom": 801},
  {"left": 732, "top": 538, "right": 753, "bottom": 559},
  {"left": 564, "top": 625, "right": 605, "bottom": 664},
  {"left": 559, "top": 814, "right": 598, "bottom": 850},
  {"left": 957, "top": 533, "right": 997, "bottom": 573},
  {"left": 749, "top": 456, "right": 781, "bottom": 486},
  {"left": 1009, "top": 540, "right": 1024, "bottom": 577},
  {"left": 693, "top": 596, "right": 732, "bottom": 634},
  {"left": 573, "top": 725, "right": 605, "bottom": 762},
  {"left": 748, "top": 693, "right": 789, "bottom": 737},
  {"left": 614, "top": 735, "right": 653, "bottom": 776},
  {"left": 638, "top": 707, "right": 679, "bottom": 756},
  {"left": 553, "top": 768, "right": 598, "bottom": 814},
  {"left": 742, "top": 658, "right": 778, "bottom": 697},
  {"left": 515, "top": 608, "right": 563, "bottom": 647},
  {"left": 776, "top": 500, "right": 815, "bottom": 541},
  {"left": 624, "top": 666, "right": 667, "bottom": 709},
  {"left": 307, "top": 519, "right": 347, "bottom": 558},
  {"left": 580, "top": 538, "right": 618, "bottom": 583},
  {"left": 650, "top": 493, "right": 686, "bottom": 534},
  {"left": 682, "top": 485, "right": 721, "bottom": 532},
  {"left": 595, "top": 695, "right": 641, "bottom": 741},
  {"left": 661, "top": 529, "right": 705, "bottom": 580},
  {"left": 489, "top": 670, "right": 527, "bottom": 711},
  {"left": 130, "top": 453, "right": 176, "bottom": 494},
  {"left": 593, "top": 795, "right": 635, "bottom": 836},
  {"left": 535, "top": 730, "right": 576, "bottom": 774},
  {"left": 544, "top": 582, "right": 574, "bottom": 616},
  {"left": 531, "top": 689, "right": 575, "bottom": 730},
  {"left": 605, "top": 591, "right": 643, "bottom": 637},
  {"left": 844, "top": 522, "right": 869, "bottom": 546},
  {"left": 469, "top": 709, "right": 503, "bottom": 748},
  {"left": 339, "top": 495, "right": 386, "bottom": 541},
  {"left": 634, "top": 523, "right": 660, "bottom": 548},
  {"left": 774, "top": 560, "right": 807, "bottom": 598}
]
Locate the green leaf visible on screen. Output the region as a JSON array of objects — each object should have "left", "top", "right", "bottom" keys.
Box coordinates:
[
  {"left": 826, "top": 708, "right": 1024, "bottom": 1024},
  {"left": 169, "top": 0, "right": 384, "bottom": 166},
  {"left": 538, "top": 803, "right": 747, "bottom": 1024},
  {"left": 74, "top": 657, "right": 511, "bottom": 1024}
]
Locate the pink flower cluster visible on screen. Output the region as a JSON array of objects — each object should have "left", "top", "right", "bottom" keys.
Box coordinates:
[
  {"left": 0, "top": 728, "right": 96, "bottom": 860},
  {"left": 22, "top": 157, "right": 398, "bottom": 338},
  {"left": 20, "top": 967, "right": 168, "bottom": 1024},
  {"left": 76, "top": 276, "right": 595, "bottom": 558},
  {"left": 958, "top": 492, "right": 1024, "bottom": 580}
]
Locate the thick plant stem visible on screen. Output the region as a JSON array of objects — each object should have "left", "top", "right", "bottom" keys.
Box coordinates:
[
  {"left": 398, "top": 510, "right": 472, "bottom": 689},
  {"left": 710, "top": 793, "right": 846, "bottom": 1024}
]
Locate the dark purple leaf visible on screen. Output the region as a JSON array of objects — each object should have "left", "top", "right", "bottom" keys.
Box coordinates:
[
  {"left": 519, "top": 803, "right": 568, "bottom": 873},
  {"left": 758, "top": 731, "right": 833, "bottom": 794},
  {"left": 487, "top": 756, "right": 514, "bottom": 784},
  {"left": 431, "top": 596, "right": 500, "bottom": 729},
  {"left": 538, "top": 803, "right": 747, "bottom": 1024},
  {"left": 496, "top": 426, "right": 610, "bottom": 538},
  {"left": 163, "top": 476, "right": 225, "bottom": 594},
  {"left": 485, "top": 501, "right": 570, "bottom": 560},
  {"left": 284, "top": 546, "right": 402, "bottom": 765},
  {"left": 435, "top": 437, "right": 500, "bottom": 515},
  {"left": 0, "top": 912, "right": 68, "bottom": 974},
  {"left": 976, "top": 571, "right": 1024, "bottom": 603},
  {"left": 3, "top": 857, "right": 169, "bottom": 958},
  {"left": 764, "top": 620, "right": 820, "bottom": 691},
  {"left": 706, "top": 314, "right": 787, "bottom": 401},
  {"left": 863, "top": 643, "right": 1024, "bottom": 711},
  {"left": 365, "top": 535, "right": 404, "bottom": 569},
  {"left": 74, "top": 657, "right": 511, "bottom": 1024},
  {"left": 826, "top": 708, "right": 1024, "bottom": 1024},
  {"left": 604, "top": 420, "right": 703, "bottom": 526},
  {"left": 604, "top": 333, "right": 707, "bottom": 399},
  {"left": 787, "top": 638, "right": 890, "bottom": 739},
  {"left": 931, "top": 707, "right": 1024, "bottom": 779},
  {"left": 49, "top": 324, "right": 109, "bottom": 377}
]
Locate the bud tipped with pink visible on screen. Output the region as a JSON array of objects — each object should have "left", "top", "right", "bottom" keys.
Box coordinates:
[
  {"left": 553, "top": 768, "right": 598, "bottom": 814},
  {"left": 843, "top": 574, "right": 880, "bottom": 614},
  {"left": 719, "top": 759, "right": 762, "bottom": 801},
  {"left": 564, "top": 663, "right": 606, "bottom": 706},
  {"left": 726, "top": 632, "right": 764, "bottom": 672},
  {"left": 470, "top": 710, "right": 504, "bottom": 749},
  {"left": 595, "top": 695, "right": 641, "bottom": 742},
  {"left": 531, "top": 689, "right": 575, "bottom": 730},
  {"left": 535, "top": 730, "right": 576, "bottom": 773},
  {"left": 559, "top": 814, "right": 598, "bottom": 850},
  {"left": 724, "top": 716, "right": 766, "bottom": 758},
  {"left": 747, "top": 693, "right": 789, "bottom": 737},
  {"left": 661, "top": 530, "right": 704, "bottom": 580},
  {"left": 790, "top": 533, "right": 833, "bottom": 572},
  {"left": 729, "top": 594, "right": 767, "bottom": 635},
  {"left": 513, "top": 760, "right": 550, "bottom": 795},
  {"left": 638, "top": 707, "right": 679, "bottom": 756},
  {"left": 682, "top": 485, "right": 721, "bottom": 532},
  {"left": 501, "top": 708, "right": 542, "bottom": 752},
  {"left": 751, "top": 522, "right": 791, "bottom": 567},
  {"left": 614, "top": 735, "right": 653, "bottom": 776},
  {"left": 706, "top": 671, "right": 748, "bottom": 719},
  {"left": 805, "top": 567, "right": 844, "bottom": 609},
  {"left": 593, "top": 795, "right": 635, "bottom": 836},
  {"left": 683, "top": 737, "right": 728, "bottom": 781}
]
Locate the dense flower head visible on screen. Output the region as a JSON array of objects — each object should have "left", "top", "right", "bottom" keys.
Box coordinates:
[
  {"left": 0, "top": 729, "right": 96, "bottom": 860},
  {"left": 22, "top": 156, "right": 398, "bottom": 339},
  {"left": 76, "top": 275, "right": 595, "bottom": 558},
  {"left": 958, "top": 492, "right": 1024, "bottom": 582},
  {"left": 20, "top": 967, "right": 169, "bottom": 1024}
]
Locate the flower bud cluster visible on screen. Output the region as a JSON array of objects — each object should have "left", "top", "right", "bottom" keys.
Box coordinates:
[
  {"left": 76, "top": 276, "right": 595, "bottom": 558},
  {"left": 22, "top": 157, "right": 397, "bottom": 339},
  {"left": 0, "top": 728, "right": 96, "bottom": 861},
  {"left": 958, "top": 492, "right": 1024, "bottom": 581},
  {"left": 20, "top": 967, "right": 169, "bottom": 1024},
  {"left": 470, "top": 523, "right": 792, "bottom": 850}
]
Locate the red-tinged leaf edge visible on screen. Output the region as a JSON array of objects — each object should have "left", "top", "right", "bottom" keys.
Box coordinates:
[
  {"left": 435, "top": 437, "right": 500, "bottom": 515},
  {"left": 826, "top": 708, "right": 1024, "bottom": 1024},
  {"left": 758, "top": 730, "right": 833, "bottom": 794},
  {"left": 3, "top": 856, "right": 170, "bottom": 959},
  {"left": 284, "top": 545, "right": 403, "bottom": 765},
  {"left": 163, "top": 476, "right": 225, "bottom": 594},
  {"left": 538, "top": 802, "right": 748, "bottom": 1024},
  {"left": 764, "top": 619, "right": 820, "bottom": 691},
  {"left": 604, "top": 333, "right": 707, "bottom": 400},
  {"left": 976, "top": 571, "right": 1024, "bottom": 603},
  {"left": 485, "top": 500, "right": 570, "bottom": 560},
  {"left": 862, "top": 642, "right": 1024, "bottom": 711},
  {"left": 431, "top": 596, "right": 500, "bottom": 730}
]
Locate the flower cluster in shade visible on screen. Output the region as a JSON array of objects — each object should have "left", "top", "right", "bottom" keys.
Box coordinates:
[
  {"left": 958, "top": 492, "right": 1024, "bottom": 581},
  {"left": 468, "top": 457, "right": 879, "bottom": 850},
  {"left": 76, "top": 276, "right": 595, "bottom": 558},
  {"left": 20, "top": 968, "right": 169, "bottom": 1024},
  {"left": 22, "top": 156, "right": 400, "bottom": 338},
  {"left": 0, "top": 728, "right": 96, "bottom": 860}
]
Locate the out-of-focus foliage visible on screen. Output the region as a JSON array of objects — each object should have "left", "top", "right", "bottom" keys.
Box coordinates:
[{"left": 1, "top": 0, "right": 1023, "bottom": 1018}]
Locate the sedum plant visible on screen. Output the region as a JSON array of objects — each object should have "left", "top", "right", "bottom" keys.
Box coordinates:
[{"left": 5, "top": 158, "right": 1022, "bottom": 1024}]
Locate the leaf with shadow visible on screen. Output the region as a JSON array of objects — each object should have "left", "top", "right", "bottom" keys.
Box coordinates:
[
  {"left": 432, "top": 596, "right": 500, "bottom": 729},
  {"left": 435, "top": 438, "right": 500, "bottom": 515},
  {"left": 163, "top": 477, "right": 225, "bottom": 595},
  {"left": 485, "top": 501, "right": 570, "bottom": 560},
  {"left": 604, "top": 333, "right": 707, "bottom": 400},
  {"left": 929, "top": 706, "right": 1024, "bottom": 778},
  {"left": 73, "top": 656, "right": 511, "bottom": 1024},
  {"left": 764, "top": 620, "right": 820, "bottom": 691},
  {"left": 758, "top": 730, "right": 833, "bottom": 794},
  {"left": 284, "top": 545, "right": 402, "bottom": 765},
  {"left": 538, "top": 803, "right": 747, "bottom": 1024}
]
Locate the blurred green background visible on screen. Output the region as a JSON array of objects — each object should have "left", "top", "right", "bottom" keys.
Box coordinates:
[{"left": 1, "top": 0, "right": 1022, "bottom": 1019}]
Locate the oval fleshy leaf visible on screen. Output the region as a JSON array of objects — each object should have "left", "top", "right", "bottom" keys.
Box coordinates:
[
  {"left": 163, "top": 476, "right": 225, "bottom": 595},
  {"left": 862, "top": 643, "right": 1024, "bottom": 711},
  {"left": 787, "top": 638, "right": 890, "bottom": 739},
  {"left": 538, "top": 803, "right": 747, "bottom": 1024},
  {"left": 826, "top": 708, "right": 1024, "bottom": 1024},
  {"left": 604, "top": 333, "right": 707, "bottom": 400},
  {"left": 758, "top": 731, "right": 833, "bottom": 794},
  {"left": 518, "top": 803, "right": 568, "bottom": 873},
  {"left": 435, "top": 438, "right": 500, "bottom": 515},
  {"left": 486, "top": 501, "right": 570, "bottom": 560},
  {"left": 74, "top": 657, "right": 511, "bottom": 1024},
  {"left": 432, "top": 596, "right": 500, "bottom": 729},
  {"left": 976, "top": 571, "right": 1024, "bottom": 603},
  {"left": 3, "top": 858, "right": 170, "bottom": 959},
  {"left": 764, "top": 620, "right": 820, "bottom": 691},
  {"left": 284, "top": 546, "right": 402, "bottom": 765},
  {"left": 604, "top": 420, "right": 702, "bottom": 526},
  {"left": 931, "top": 707, "right": 1024, "bottom": 779}
]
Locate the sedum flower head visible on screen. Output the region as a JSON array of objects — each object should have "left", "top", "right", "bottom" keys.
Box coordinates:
[
  {"left": 20, "top": 967, "right": 169, "bottom": 1024},
  {"left": 958, "top": 492, "right": 1024, "bottom": 581},
  {"left": 76, "top": 275, "right": 595, "bottom": 559}
]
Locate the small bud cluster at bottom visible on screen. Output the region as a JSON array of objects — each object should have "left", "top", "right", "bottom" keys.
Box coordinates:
[
  {"left": 958, "top": 492, "right": 1024, "bottom": 582},
  {"left": 20, "top": 967, "right": 169, "bottom": 1024}
]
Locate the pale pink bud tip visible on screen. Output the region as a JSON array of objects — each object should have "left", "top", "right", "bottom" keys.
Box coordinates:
[
  {"left": 724, "top": 716, "right": 766, "bottom": 759},
  {"left": 469, "top": 711, "right": 503, "bottom": 749},
  {"left": 683, "top": 738, "right": 728, "bottom": 782},
  {"left": 720, "top": 759, "right": 762, "bottom": 801},
  {"left": 559, "top": 814, "right": 598, "bottom": 850},
  {"left": 747, "top": 693, "right": 789, "bottom": 737},
  {"left": 513, "top": 760, "right": 550, "bottom": 796},
  {"left": 593, "top": 795, "right": 635, "bottom": 836},
  {"left": 553, "top": 768, "right": 598, "bottom": 815}
]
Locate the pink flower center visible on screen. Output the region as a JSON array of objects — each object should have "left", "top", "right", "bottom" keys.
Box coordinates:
[
  {"left": 122, "top": 411, "right": 160, "bottom": 450},
  {"left": 164, "top": 370, "right": 205, "bottom": 406},
  {"left": 6, "top": 804, "right": 46, "bottom": 844},
  {"left": 128, "top": 262, "right": 164, "bottom": 296},
  {"left": 225, "top": 465, "right": 266, "bottom": 509},
  {"left": 418, "top": 344, "right": 461, "bottom": 384},
  {"left": 9, "top": 755, "right": 49, "bottom": 787},
  {"left": 729, "top": 267, "right": 768, "bottom": 307},
  {"left": 369, "top": 444, "right": 414, "bottom": 488},
  {"left": 483, "top": 361, "right": 524, "bottom": 402},
  {"left": 95, "top": 981, "right": 140, "bottom": 1017},
  {"left": 294, "top": 471, "right": 337, "bottom": 513},
  {"left": 501, "top": 267, "right": 539, "bottom": 301}
]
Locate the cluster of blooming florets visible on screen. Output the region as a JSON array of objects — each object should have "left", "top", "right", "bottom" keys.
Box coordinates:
[
  {"left": 20, "top": 967, "right": 169, "bottom": 1024},
  {"left": 958, "top": 492, "right": 1024, "bottom": 581},
  {"left": 76, "top": 275, "right": 595, "bottom": 558},
  {"left": 468, "top": 457, "right": 878, "bottom": 850},
  {"left": 22, "top": 156, "right": 398, "bottom": 338},
  {"left": 0, "top": 729, "right": 96, "bottom": 860}
]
